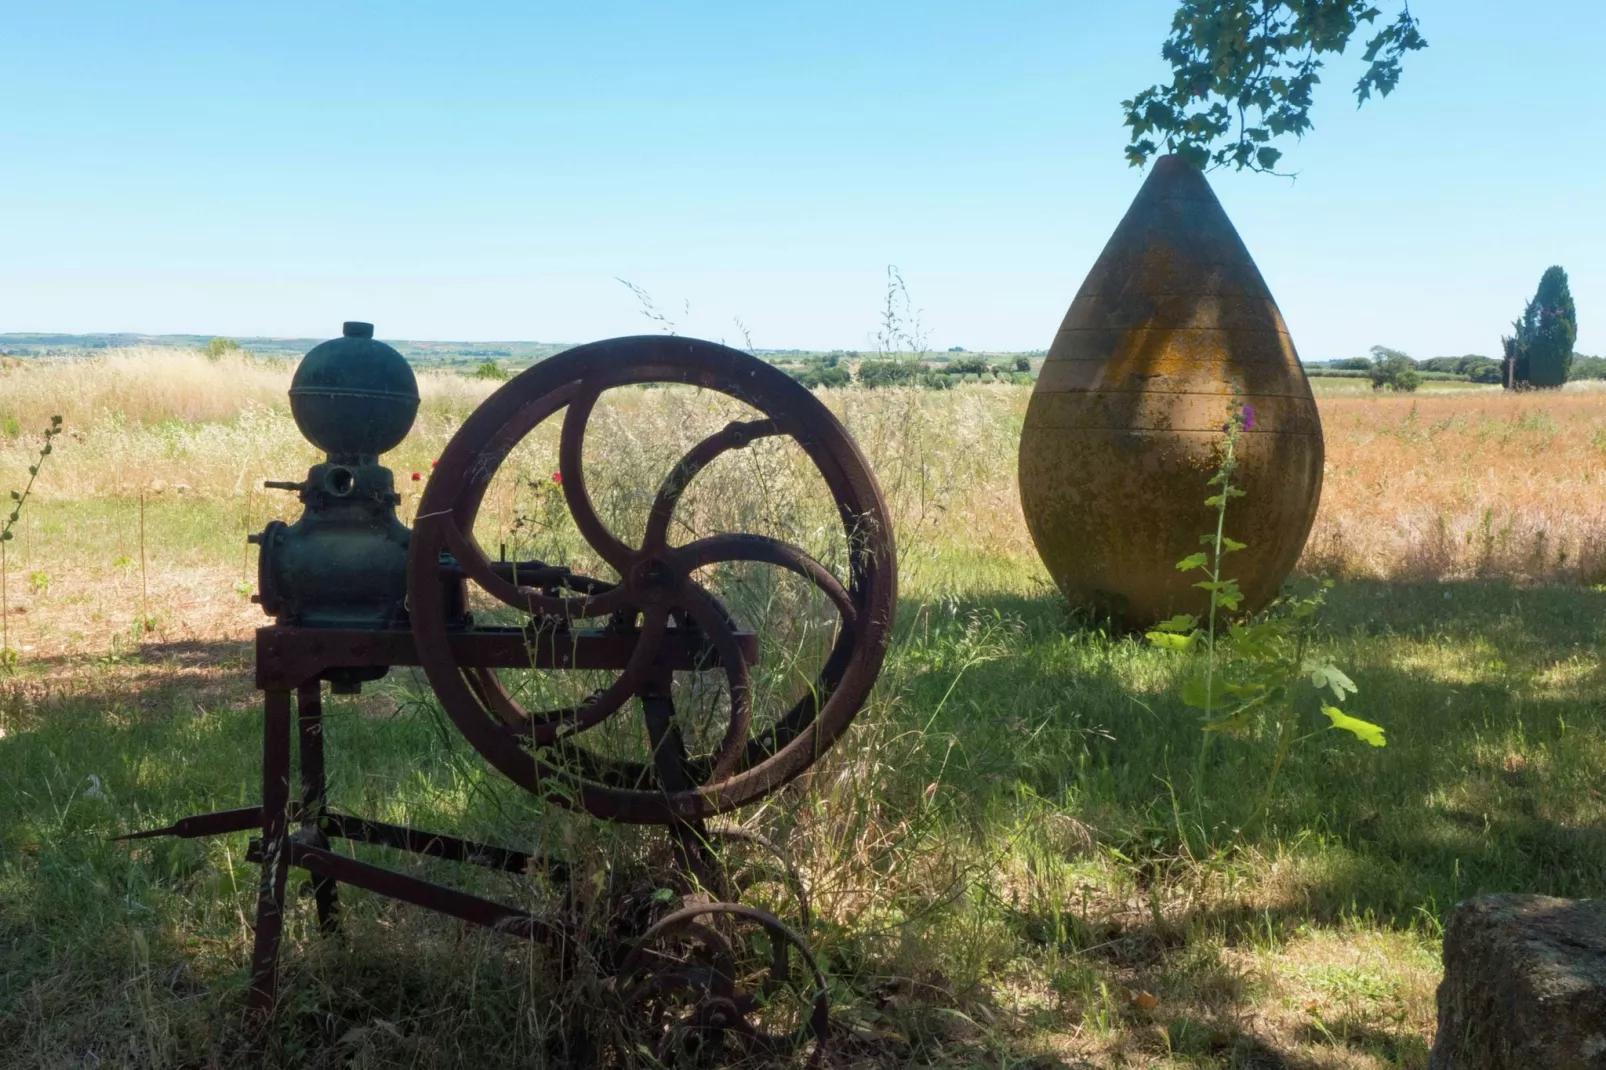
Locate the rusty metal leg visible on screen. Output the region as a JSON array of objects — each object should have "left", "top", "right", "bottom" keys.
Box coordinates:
[
  {"left": 246, "top": 689, "right": 293, "bottom": 1018},
  {"left": 640, "top": 678, "right": 726, "bottom": 900},
  {"left": 296, "top": 681, "right": 340, "bottom": 934}
]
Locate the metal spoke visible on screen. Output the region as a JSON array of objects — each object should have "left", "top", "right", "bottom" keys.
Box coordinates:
[
  {"left": 678, "top": 590, "right": 753, "bottom": 781},
  {"left": 522, "top": 607, "right": 669, "bottom": 746},
  {"left": 674, "top": 533, "right": 857, "bottom": 626},
  {"left": 558, "top": 384, "right": 639, "bottom": 571},
  {"left": 642, "top": 418, "right": 782, "bottom": 551}
]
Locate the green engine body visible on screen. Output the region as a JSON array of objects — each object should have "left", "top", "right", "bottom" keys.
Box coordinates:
[{"left": 252, "top": 322, "right": 420, "bottom": 648}]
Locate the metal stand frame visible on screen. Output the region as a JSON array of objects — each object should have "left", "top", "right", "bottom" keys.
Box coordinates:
[{"left": 120, "top": 623, "right": 754, "bottom": 1017}]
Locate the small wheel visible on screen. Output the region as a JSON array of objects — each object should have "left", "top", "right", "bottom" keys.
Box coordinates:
[
  {"left": 702, "top": 825, "right": 811, "bottom": 934},
  {"left": 407, "top": 336, "right": 897, "bottom": 824},
  {"left": 617, "top": 903, "right": 830, "bottom": 1067}
]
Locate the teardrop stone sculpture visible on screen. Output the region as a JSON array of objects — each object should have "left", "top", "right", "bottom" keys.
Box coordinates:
[{"left": 1018, "top": 155, "right": 1323, "bottom": 629}]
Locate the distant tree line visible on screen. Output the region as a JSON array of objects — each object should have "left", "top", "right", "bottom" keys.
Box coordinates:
[
  {"left": 1304, "top": 266, "right": 1584, "bottom": 392},
  {"left": 784, "top": 352, "right": 1035, "bottom": 390}
]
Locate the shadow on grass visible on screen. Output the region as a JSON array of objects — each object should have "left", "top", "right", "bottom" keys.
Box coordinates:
[
  {"left": 899, "top": 577, "right": 1606, "bottom": 910},
  {"left": 861, "top": 576, "right": 1606, "bottom": 1063},
  {"left": 3, "top": 577, "right": 1603, "bottom": 1066},
  {"left": 16, "top": 637, "right": 252, "bottom": 673}
]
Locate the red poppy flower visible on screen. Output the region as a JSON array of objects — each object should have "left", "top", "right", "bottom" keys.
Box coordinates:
[
  {"left": 552, "top": 471, "right": 563, "bottom": 484},
  {"left": 411, "top": 472, "right": 421, "bottom": 481},
  {"left": 430, "top": 459, "right": 438, "bottom": 468}
]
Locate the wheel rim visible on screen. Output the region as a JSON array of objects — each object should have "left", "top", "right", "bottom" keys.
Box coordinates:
[{"left": 618, "top": 902, "right": 830, "bottom": 1067}]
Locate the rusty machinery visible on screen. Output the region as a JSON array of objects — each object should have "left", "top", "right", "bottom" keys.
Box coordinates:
[{"left": 119, "top": 324, "right": 896, "bottom": 1065}]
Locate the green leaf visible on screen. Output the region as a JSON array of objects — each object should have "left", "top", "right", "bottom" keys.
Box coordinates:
[
  {"left": 1223, "top": 681, "right": 1273, "bottom": 704},
  {"left": 1306, "top": 659, "right": 1358, "bottom": 702},
  {"left": 1323, "top": 705, "right": 1386, "bottom": 747},
  {"left": 1152, "top": 614, "right": 1198, "bottom": 634},
  {"left": 1220, "top": 537, "right": 1246, "bottom": 553},
  {"left": 1145, "top": 631, "right": 1195, "bottom": 652},
  {"left": 1204, "top": 710, "right": 1254, "bottom": 735},
  {"left": 1197, "top": 578, "right": 1242, "bottom": 610},
  {"left": 1175, "top": 552, "right": 1209, "bottom": 573},
  {"left": 1180, "top": 673, "right": 1228, "bottom": 711}
]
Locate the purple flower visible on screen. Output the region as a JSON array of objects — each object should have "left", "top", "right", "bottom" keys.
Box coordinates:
[{"left": 1241, "top": 404, "right": 1257, "bottom": 430}]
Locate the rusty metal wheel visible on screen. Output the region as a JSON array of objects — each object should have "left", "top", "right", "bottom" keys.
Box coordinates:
[
  {"left": 617, "top": 902, "right": 830, "bottom": 1067},
  {"left": 702, "top": 825, "right": 811, "bottom": 933},
  {"left": 407, "top": 336, "right": 896, "bottom": 824}
]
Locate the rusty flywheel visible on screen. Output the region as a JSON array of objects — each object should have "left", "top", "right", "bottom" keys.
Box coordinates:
[{"left": 407, "top": 335, "right": 897, "bottom": 824}]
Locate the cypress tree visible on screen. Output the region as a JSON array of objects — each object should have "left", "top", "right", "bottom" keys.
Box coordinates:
[{"left": 1503, "top": 266, "right": 1577, "bottom": 388}]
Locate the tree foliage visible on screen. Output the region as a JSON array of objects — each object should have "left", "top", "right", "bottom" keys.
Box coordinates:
[
  {"left": 202, "top": 337, "right": 242, "bottom": 361},
  {"left": 789, "top": 362, "right": 852, "bottom": 389},
  {"left": 1503, "top": 266, "right": 1578, "bottom": 389},
  {"left": 1570, "top": 353, "right": 1606, "bottom": 381},
  {"left": 1420, "top": 355, "right": 1502, "bottom": 384},
  {"left": 1367, "top": 345, "right": 1419, "bottom": 392},
  {"left": 1123, "top": 1, "right": 1427, "bottom": 172}
]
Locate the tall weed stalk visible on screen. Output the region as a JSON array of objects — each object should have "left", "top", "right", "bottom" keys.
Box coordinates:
[
  {"left": 2, "top": 415, "right": 63, "bottom": 663},
  {"left": 1147, "top": 403, "right": 1385, "bottom": 837}
]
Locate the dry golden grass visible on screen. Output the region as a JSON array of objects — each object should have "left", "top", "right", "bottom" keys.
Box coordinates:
[
  {"left": 3, "top": 349, "right": 1604, "bottom": 664},
  {"left": 1306, "top": 389, "right": 1606, "bottom": 583},
  {"left": 0, "top": 349, "right": 496, "bottom": 499},
  {"left": 0, "top": 347, "right": 293, "bottom": 427},
  {"left": 0, "top": 346, "right": 497, "bottom": 430},
  {"left": 9, "top": 348, "right": 1601, "bottom": 586}
]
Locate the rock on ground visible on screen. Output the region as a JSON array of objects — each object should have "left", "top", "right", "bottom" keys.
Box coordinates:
[{"left": 1430, "top": 894, "right": 1606, "bottom": 1069}]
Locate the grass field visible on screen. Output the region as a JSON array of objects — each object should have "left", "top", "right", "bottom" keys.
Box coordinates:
[{"left": 2, "top": 350, "right": 1605, "bottom": 1068}]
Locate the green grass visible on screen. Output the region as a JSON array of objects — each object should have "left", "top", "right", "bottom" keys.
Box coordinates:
[{"left": 4, "top": 570, "right": 1605, "bottom": 1067}]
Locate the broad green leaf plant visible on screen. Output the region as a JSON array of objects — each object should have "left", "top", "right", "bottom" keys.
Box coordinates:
[{"left": 1148, "top": 402, "right": 1383, "bottom": 822}]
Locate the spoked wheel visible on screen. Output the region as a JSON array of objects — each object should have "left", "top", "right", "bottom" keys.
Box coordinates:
[
  {"left": 702, "top": 826, "right": 811, "bottom": 934},
  {"left": 618, "top": 903, "right": 830, "bottom": 1068},
  {"left": 407, "top": 336, "right": 897, "bottom": 824}
]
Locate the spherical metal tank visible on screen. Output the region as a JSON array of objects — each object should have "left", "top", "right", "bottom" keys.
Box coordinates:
[
  {"left": 1018, "top": 155, "right": 1323, "bottom": 629},
  {"left": 289, "top": 322, "right": 420, "bottom": 461}
]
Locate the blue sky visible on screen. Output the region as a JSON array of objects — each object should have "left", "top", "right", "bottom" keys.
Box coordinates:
[{"left": 3, "top": 1, "right": 1601, "bottom": 358}]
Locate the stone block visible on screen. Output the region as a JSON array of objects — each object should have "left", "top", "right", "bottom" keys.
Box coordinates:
[{"left": 1430, "top": 894, "right": 1606, "bottom": 1069}]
